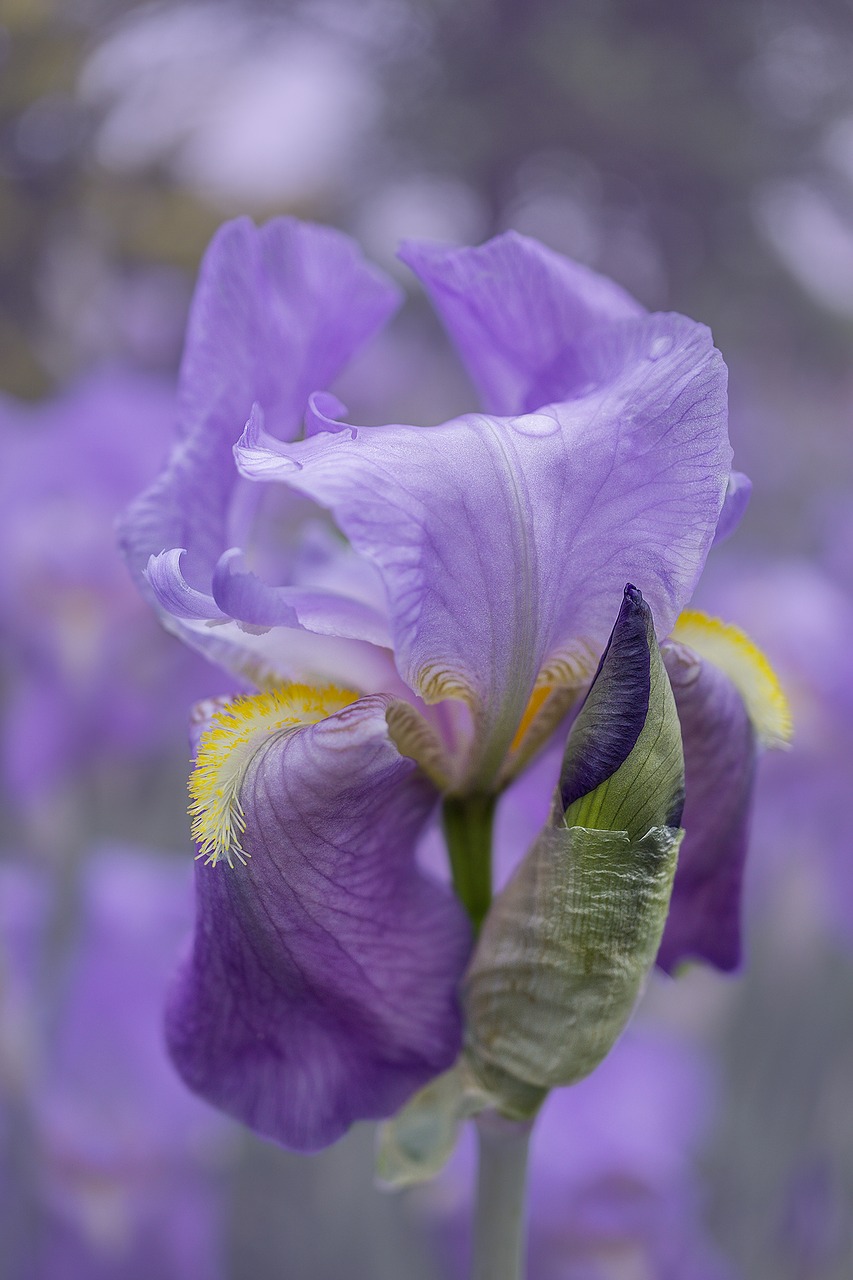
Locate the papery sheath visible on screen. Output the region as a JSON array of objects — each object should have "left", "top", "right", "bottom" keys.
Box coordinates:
[{"left": 423, "top": 1031, "right": 732, "bottom": 1280}]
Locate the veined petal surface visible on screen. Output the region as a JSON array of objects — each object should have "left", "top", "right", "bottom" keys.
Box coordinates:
[
  {"left": 237, "top": 313, "right": 731, "bottom": 783},
  {"left": 658, "top": 611, "right": 791, "bottom": 971},
  {"left": 400, "top": 231, "right": 644, "bottom": 414},
  {"left": 658, "top": 640, "right": 756, "bottom": 972},
  {"left": 167, "top": 696, "right": 471, "bottom": 1150}
]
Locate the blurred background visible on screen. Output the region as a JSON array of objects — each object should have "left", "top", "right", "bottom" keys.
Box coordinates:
[{"left": 1, "top": 1, "right": 852, "bottom": 1276}]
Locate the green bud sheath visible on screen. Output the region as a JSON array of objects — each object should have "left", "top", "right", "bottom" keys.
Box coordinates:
[
  {"left": 376, "top": 1061, "right": 494, "bottom": 1188},
  {"left": 462, "top": 823, "right": 681, "bottom": 1109},
  {"left": 463, "top": 585, "right": 685, "bottom": 1114}
]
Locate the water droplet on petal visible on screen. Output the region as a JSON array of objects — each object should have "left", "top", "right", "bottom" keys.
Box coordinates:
[
  {"left": 649, "top": 335, "right": 674, "bottom": 360},
  {"left": 511, "top": 413, "right": 561, "bottom": 438}
]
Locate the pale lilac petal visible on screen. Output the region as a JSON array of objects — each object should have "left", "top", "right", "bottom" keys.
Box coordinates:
[
  {"left": 178, "top": 614, "right": 405, "bottom": 701},
  {"left": 120, "top": 218, "right": 400, "bottom": 680},
  {"left": 237, "top": 312, "right": 730, "bottom": 782},
  {"left": 167, "top": 698, "right": 471, "bottom": 1150},
  {"left": 177, "top": 219, "right": 400, "bottom": 446},
  {"left": 400, "top": 231, "right": 644, "bottom": 414},
  {"left": 657, "top": 643, "right": 757, "bottom": 972},
  {"left": 712, "top": 471, "right": 752, "bottom": 546},
  {"left": 492, "top": 730, "right": 566, "bottom": 889},
  {"left": 305, "top": 390, "right": 352, "bottom": 437},
  {"left": 148, "top": 540, "right": 400, "bottom": 695},
  {"left": 211, "top": 549, "right": 392, "bottom": 647},
  {"left": 146, "top": 549, "right": 229, "bottom": 622}
]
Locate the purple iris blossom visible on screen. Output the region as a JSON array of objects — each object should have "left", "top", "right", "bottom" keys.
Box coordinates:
[
  {"left": 0, "top": 849, "right": 231, "bottom": 1280},
  {"left": 121, "top": 217, "right": 788, "bottom": 1150},
  {"left": 0, "top": 370, "right": 228, "bottom": 822},
  {"left": 419, "top": 1029, "right": 736, "bottom": 1280}
]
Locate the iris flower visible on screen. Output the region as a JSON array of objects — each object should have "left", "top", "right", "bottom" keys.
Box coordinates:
[{"left": 122, "top": 217, "right": 790, "bottom": 1151}]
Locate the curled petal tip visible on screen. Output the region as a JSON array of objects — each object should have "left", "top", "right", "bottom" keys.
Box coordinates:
[
  {"left": 670, "top": 611, "right": 792, "bottom": 748},
  {"left": 713, "top": 471, "right": 752, "bottom": 546},
  {"left": 305, "top": 390, "right": 349, "bottom": 437},
  {"left": 146, "top": 547, "right": 228, "bottom": 622}
]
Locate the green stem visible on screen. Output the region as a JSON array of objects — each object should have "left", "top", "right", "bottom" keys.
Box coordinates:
[
  {"left": 442, "top": 793, "right": 496, "bottom": 931},
  {"left": 471, "top": 1112, "right": 532, "bottom": 1280}
]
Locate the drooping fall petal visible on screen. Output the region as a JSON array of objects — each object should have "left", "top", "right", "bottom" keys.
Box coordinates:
[
  {"left": 659, "top": 611, "right": 792, "bottom": 972},
  {"left": 167, "top": 695, "right": 471, "bottom": 1151}
]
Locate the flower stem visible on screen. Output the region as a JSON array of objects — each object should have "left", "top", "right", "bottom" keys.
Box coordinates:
[
  {"left": 471, "top": 1112, "right": 532, "bottom": 1280},
  {"left": 442, "top": 793, "right": 496, "bottom": 931}
]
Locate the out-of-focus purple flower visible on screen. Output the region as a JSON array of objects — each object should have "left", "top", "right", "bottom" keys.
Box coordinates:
[
  {"left": 0, "top": 369, "right": 227, "bottom": 817},
  {"left": 80, "top": 4, "right": 383, "bottom": 210},
  {"left": 778, "top": 1158, "right": 847, "bottom": 1277},
  {"left": 0, "top": 849, "right": 231, "bottom": 1279},
  {"left": 418, "top": 1030, "right": 736, "bottom": 1280},
  {"left": 121, "top": 216, "right": 788, "bottom": 1149}
]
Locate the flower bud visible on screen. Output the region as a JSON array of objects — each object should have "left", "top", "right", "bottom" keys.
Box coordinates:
[
  {"left": 462, "top": 584, "right": 684, "bottom": 1114},
  {"left": 558, "top": 583, "right": 684, "bottom": 836}
]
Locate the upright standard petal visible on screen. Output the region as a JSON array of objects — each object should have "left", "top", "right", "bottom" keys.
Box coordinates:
[
  {"left": 167, "top": 696, "right": 471, "bottom": 1150},
  {"left": 237, "top": 312, "right": 731, "bottom": 785},
  {"left": 120, "top": 217, "right": 400, "bottom": 683},
  {"left": 400, "top": 231, "right": 644, "bottom": 414},
  {"left": 659, "top": 612, "right": 792, "bottom": 972}
]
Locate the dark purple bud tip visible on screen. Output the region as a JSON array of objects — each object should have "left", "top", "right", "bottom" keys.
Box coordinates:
[{"left": 559, "top": 586, "right": 653, "bottom": 814}]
